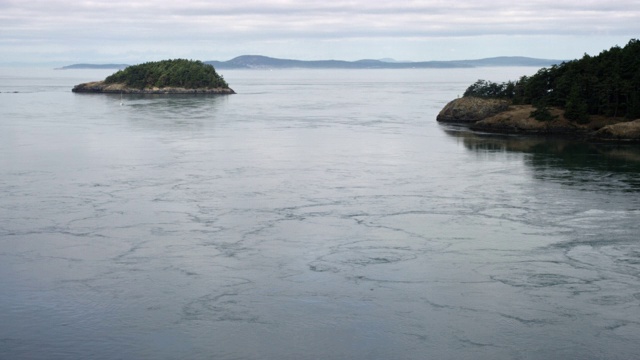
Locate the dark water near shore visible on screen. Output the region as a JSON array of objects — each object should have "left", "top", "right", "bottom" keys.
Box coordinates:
[{"left": 1, "top": 68, "right": 640, "bottom": 359}]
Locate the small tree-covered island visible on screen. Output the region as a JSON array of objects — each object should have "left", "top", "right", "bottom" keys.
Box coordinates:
[
  {"left": 72, "top": 59, "right": 235, "bottom": 94},
  {"left": 437, "top": 39, "right": 640, "bottom": 142}
]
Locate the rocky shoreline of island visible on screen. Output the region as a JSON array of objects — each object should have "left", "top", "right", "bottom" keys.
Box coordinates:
[
  {"left": 72, "top": 80, "right": 235, "bottom": 94},
  {"left": 435, "top": 39, "right": 640, "bottom": 143},
  {"left": 436, "top": 97, "right": 640, "bottom": 142}
]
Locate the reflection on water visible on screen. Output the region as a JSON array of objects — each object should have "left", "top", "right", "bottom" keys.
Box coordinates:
[
  {"left": 443, "top": 125, "right": 640, "bottom": 191},
  {"left": 81, "top": 93, "right": 230, "bottom": 131}
]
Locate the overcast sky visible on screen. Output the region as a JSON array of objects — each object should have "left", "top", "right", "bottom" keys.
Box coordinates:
[{"left": 1, "top": 0, "right": 639, "bottom": 65}]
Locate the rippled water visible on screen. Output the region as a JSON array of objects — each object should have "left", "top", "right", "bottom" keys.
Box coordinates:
[{"left": 1, "top": 67, "right": 640, "bottom": 359}]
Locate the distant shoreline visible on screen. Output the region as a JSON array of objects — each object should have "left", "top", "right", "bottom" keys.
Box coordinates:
[
  {"left": 56, "top": 64, "right": 128, "bottom": 70},
  {"left": 57, "top": 55, "right": 564, "bottom": 70}
]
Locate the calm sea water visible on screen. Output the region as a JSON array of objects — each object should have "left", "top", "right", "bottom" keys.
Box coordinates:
[{"left": 1, "top": 67, "right": 639, "bottom": 360}]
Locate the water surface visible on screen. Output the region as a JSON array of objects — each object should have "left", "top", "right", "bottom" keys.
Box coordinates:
[{"left": 1, "top": 67, "right": 639, "bottom": 359}]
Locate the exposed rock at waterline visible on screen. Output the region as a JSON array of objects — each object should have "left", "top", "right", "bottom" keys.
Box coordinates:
[
  {"left": 470, "top": 105, "right": 583, "bottom": 135},
  {"left": 592, "top": 119, "right": 640, "bottom": 142},
  {"left": 72, "top": 81, "right": 235, "bottom": 94},
  {"left": 436, "top": 97, "right": 509, "bottom": 123},
  {"left": 437, "top": 97, "right": 640, "bottom": 142}
]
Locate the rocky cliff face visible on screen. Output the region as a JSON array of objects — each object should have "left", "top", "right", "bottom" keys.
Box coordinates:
[
  {"left": 436, "top": 97, "right": 510, "bottom": 123},
  {"left": 593, "top": 119, "right": 640, "bottom": 141},
  {"left": 436, "top": 96, "right": 640, "bottom": 142},
  {"left": 470, "top": 105, "right": 584, "bottom": 135}
]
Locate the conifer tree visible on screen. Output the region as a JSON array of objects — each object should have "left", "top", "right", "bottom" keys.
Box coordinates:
[{"left": 564, "top": 84, "right": 590, "bottom": 124}]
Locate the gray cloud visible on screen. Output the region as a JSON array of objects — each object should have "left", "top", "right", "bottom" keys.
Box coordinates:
[{"left": 1, "top": 0, "right": 639, "bottom": 63}]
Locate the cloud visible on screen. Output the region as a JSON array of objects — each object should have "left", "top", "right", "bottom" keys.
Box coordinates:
[
  {"left": 4, "top": 0, "right": 639, "bottom": 37},
  {"left": 1, "top": 0, "right": 639, "bottom": 63}
]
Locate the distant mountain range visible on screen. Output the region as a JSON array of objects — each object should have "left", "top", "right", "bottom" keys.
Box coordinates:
[
  {"left": 58, "top": 55, "right": 564, "bottom": 70},
  {"left": 56, "top": 63, "right": 129, "bottom": 70},
  {"left": 205, "top": 55, "right": 564, "bottom": 69}
]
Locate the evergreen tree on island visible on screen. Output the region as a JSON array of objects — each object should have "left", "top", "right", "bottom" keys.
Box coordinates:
[
  {"left": 72, "top": 59, "right": 234, "bottom": 94},
  {"left": 462, "top": 39, "right": 640, "bottom": 122}
]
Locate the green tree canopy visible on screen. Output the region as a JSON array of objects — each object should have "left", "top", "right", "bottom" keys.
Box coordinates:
[
  {"left": 462, "top": 39, "right": 640, "bottom": 122},
  {"left": 104, "top": 59, "right": 229, "bottom": 90}
]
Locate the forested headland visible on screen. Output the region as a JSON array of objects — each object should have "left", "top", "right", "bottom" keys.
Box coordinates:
[{"left": 462, "top": 39, "right": 640, "bottom": 123}]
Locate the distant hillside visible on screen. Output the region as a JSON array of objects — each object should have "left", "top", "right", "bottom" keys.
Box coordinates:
[
  {"left": 205, "top": 55, "right": 563, "bottom": 69},
  {"left": 453, "top": 56, "right": 564, "bottom": 67},
  {"left": 57, "top": 63, "right": 129, "bottom": 70},
  {"left": 60, "top": 56, "right": 563, "bottom": 71}
]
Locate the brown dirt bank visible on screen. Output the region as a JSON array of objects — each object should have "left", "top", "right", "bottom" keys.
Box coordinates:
[
  {"left": 72, "top": 81, "right": 235, "bottom": 94},
  {"left": 437, "top": 97, "right": 640, "bottom": 142}
]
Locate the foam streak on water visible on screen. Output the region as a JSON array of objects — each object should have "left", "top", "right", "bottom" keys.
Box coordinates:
[{"left": 1, "top": 68, "right": 639, "bottom": 359}]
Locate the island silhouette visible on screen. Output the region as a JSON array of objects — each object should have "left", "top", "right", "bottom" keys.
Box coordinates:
[{"left": 72, "top": 59, "right": 234, "bottom": 94}]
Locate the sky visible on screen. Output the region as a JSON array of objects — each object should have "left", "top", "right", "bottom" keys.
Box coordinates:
[{"left": 1, "top": 0, "right": 639, "bottom": 65}]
